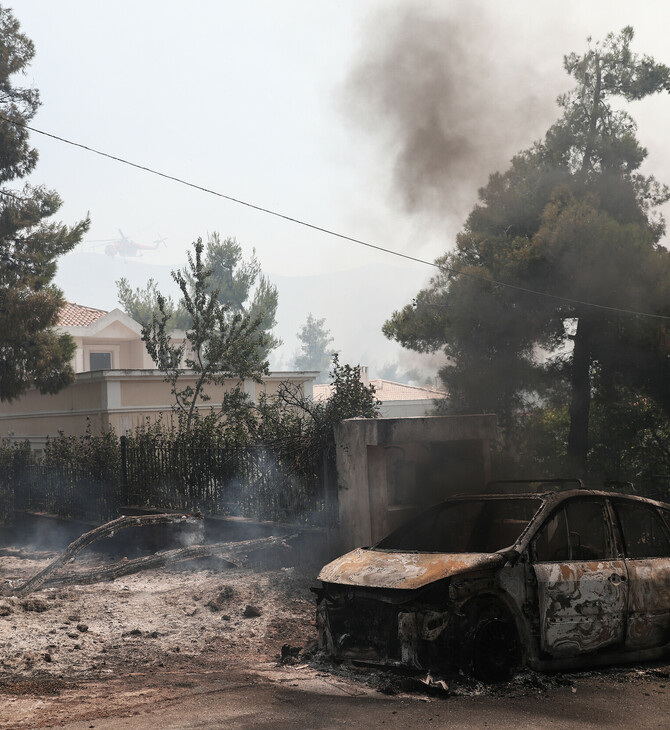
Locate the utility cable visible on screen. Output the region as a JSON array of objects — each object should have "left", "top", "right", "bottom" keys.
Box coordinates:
[{"left": 2, "top": 113, "right": 670, "bottom": 322}]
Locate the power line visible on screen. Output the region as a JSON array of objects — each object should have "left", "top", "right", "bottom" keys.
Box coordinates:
[
  {"left": 3, "top": 113, "right": 670, "bottom": 322},
  {"left": 0, "top": 115, "right": 434, "bottom": 269}
]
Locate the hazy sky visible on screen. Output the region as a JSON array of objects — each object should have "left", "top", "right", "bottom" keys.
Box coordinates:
[{"left": 10, "top": 1, "right": 670, "bottom": 377}]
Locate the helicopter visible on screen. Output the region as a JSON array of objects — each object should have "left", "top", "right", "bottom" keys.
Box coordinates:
[{"left": 87, "top": 230, "right": 167, "bottom": 258}]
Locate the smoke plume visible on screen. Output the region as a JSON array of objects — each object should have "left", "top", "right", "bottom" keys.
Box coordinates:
[{"left": 344, "top": 2, "right": 562, "bottom": 226}]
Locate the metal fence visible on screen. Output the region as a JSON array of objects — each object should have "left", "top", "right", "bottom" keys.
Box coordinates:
[
  {"left": 13, "top": 463, "right": 120, "bottom": 523},
  {"left": 121, "top": 438, "right": 329, "bottom": 525},
  {"left": 7, "top": 439, "right": 331, "bottom": 527}
]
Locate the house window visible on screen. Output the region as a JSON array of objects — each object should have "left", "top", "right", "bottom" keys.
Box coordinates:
[{"left": 90, "top": 352, "right": 112, "bottom": 370}]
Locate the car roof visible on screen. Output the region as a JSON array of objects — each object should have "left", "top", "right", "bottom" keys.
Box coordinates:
[{"left": 444, "top": 489, "right": 670, "bottom": 510}]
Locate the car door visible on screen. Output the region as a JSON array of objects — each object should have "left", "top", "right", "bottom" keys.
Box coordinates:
[
  {"left": 532, "top": 497, "right": 627, "bottom": 658},
  {"left": 611, "top": 499, "right": 670, "bottom": 650}
]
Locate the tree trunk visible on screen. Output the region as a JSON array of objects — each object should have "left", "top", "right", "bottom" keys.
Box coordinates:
[
  {"left": 9, "top": 511, "right": 295, "bottom": 595},
  {"left": 580, "top": 53, "right": 601, "bottom": 177},
  {"left": 567, "top": 315, "right": 593, "bottom": 475},
  {"left": 20, "top": 535, "right": 294, "bottom": 593}
]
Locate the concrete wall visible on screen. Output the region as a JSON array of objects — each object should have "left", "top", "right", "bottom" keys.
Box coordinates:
[{"left": 334, "top": 414, "right": 498, "bottom": 551}]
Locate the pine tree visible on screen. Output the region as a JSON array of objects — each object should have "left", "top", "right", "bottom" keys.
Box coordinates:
[
  {"left": 117, "top": 233, "right": 280, "bottom": 357},
  {"left": 293, "top": 313, "right": 335, "bottom": 383},
  {"left": 0, "top": 7, "right": 89, "bottom": 401},
  {"left": 384, "top": 28, "right": 670, "bottom": 474},
  {"left": 142, "top": 238, "right": 271, "bottom": 430}
]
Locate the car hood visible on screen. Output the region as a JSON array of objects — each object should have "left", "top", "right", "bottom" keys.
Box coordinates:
[{"left": 318, "top": 547, "right": 506, "bottom": 590}]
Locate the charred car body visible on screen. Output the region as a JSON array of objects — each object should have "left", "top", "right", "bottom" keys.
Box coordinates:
[{"left": 315, "top": 484, "right": 670, "bottom": 680}]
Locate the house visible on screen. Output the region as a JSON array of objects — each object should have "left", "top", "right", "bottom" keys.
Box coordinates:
[
  {"left": 56, "top": 302, "right": 157, "bottom": 372},
  {"left": 313, "top": 366, "right": 447, "bottom": 418},
  {"left": 0, "top": 303, "right": 317, "bottom": 451}
]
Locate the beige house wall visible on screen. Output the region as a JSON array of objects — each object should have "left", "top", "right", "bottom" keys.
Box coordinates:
[
  {"left": 378, "top": 399, "right": 440, "bottom": 418},
  {"left": 0, "top": 370, "right": 318, "bottom": 451},
  {"left": 58, "top": 309, "right": 168, "bottom": 374},
  {"left": 0, "top": 305, "right": 322, "bottom": 451}
]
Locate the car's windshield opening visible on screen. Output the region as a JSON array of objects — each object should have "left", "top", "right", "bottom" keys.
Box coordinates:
[{"left": 376, "top": 497, "right": 543, "bottom": 553}]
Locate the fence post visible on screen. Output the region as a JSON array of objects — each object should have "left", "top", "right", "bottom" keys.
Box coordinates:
[
  {"left": 322, "top": 449, "right": 336, "bottom": 556},
  {"left": 120, "top": 435, "right": 129, "bottom": 507}
]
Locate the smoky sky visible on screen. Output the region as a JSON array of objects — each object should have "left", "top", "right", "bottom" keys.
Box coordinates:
[{"left": 344, "top": 3, "right": 562, "bottom": 228}]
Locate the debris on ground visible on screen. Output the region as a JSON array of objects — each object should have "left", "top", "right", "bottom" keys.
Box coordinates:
[
  {"left": 4, "top": 514, "right": 295, "bottom": 596},
  {"left": 0, "top": 550, "right": 315, "bottom": 685},
  {"left": 2, "top": 542, "right": 670, "bottom": 730}
]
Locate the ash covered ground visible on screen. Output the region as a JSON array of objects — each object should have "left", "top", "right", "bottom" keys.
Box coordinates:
[
  {"left": 0, "top": 547, "right": 315, "bottom": 681},
  {"left": 1, "top": 545, "right": 670, "bottom": 728}
]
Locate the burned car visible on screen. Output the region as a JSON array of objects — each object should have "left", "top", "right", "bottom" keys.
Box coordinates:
[{"left": 314, "top": 484, "right": 670, "bottom": 680}]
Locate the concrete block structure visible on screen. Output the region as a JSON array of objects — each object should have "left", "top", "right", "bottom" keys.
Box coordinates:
[{"left": 334, "top": 414, "right": 498, "bottom": 551}]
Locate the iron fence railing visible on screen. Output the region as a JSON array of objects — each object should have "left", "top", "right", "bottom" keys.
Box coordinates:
[
  {"left": 13, "top": 463, "right": 119, "bottom": 523},
  {"left": 121, "top": 440, "right": 329, "bottom": 525},
  {"left": 5, "top": 440, "right": 332, "bottom": 527}
]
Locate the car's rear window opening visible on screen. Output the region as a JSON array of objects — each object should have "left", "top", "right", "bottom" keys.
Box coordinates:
[{"left": 376, "top": 497, "right": 543, "bottom": 553}]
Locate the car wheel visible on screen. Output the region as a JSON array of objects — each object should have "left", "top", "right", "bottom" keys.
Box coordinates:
[{"left": 461, "top": 604, "right": 520, "bottom": 682}]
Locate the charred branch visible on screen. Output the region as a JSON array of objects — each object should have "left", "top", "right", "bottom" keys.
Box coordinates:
[
  {"left": 35, "top": 535, "right": 295, "bottom": 591},
  {"left": 6, "top": 512, "right": 294, "bottom": 595}
]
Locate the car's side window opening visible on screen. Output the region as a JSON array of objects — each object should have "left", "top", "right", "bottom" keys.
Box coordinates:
[
  {"left": 533, "top": 499, "right": 611, "bottom": 562},
  {"left": 564, "top": 500, "right": 610, "bottom": 560},
  {"left": 659, "top": 507, "right": 670, "bottom": 537},
  {"left": 376, "top": 498, "right": 541, "bottom": 553},
  {"left": 534, "top": 507, "right": 569, "bottom": 562},
  {"left": 613, "top": 501, "right": 670, "bottom": 559}
]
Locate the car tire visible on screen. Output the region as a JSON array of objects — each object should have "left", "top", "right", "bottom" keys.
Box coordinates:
[{"left": 461, "top": 602, "right": 520, "bottom": 682}]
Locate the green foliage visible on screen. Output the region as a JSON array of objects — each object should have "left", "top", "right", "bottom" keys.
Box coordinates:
[
  {"left": 192, "top": 233, "right": 281, "bottom": 358},
  {"left": 115, "top": 277, "right": 188, "bottom": 330},
  {"left": 0, "top": 7, "right": 89, "bottom": 401},
  {"left": 496, "top": 378, "right": 670, "bottom": 499},
  {"left": 116, "top": 232, "right": 280, "bottom": 356},
  {"left": 384, "top": 27, "right": 670, "bottom": 473},
  {"left": 293, "top": 313, "right": 335, "bottom": 383},
  {"left": 142, "top": 238, "right": 271, "bottom": 430},
  {"left": 325, "top": 355, "right": 381, "bottom": 423},
  {"left": 0, "top": 356, "right": 380, "bottom": 522},
  {"left": 588, "top": 382, "right": 670, "bottom": 489},
  {"left": 254, "top": 354, "right": 380, "bottom": 458},
  {"left": 117, "top": 357, "right": 378, "bottom": 520},
  {"left": 43, "top": 424, "right": 120, "bottom": 483},
  {"left": 0, "top": 438, "right": 34, "bottom": 521}
]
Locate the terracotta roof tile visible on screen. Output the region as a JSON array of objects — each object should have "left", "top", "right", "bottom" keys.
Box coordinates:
[{"left": 58, "top": 302, "right": 108, "bottom": 327}]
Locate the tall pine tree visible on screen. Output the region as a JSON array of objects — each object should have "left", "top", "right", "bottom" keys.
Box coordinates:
[
  {"left": 0, "top": 7, "right": 89, "bottom": 401},
  {"left": 293, "top": 313, "right": 334, "bottom": 383},
  {"left": 385, "top": 28, "right": 670, "bottom": 474}
]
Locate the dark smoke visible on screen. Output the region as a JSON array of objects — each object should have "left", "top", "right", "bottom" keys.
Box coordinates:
[{"left": 344, "top": 2, "right": 561, "bottom": 226}]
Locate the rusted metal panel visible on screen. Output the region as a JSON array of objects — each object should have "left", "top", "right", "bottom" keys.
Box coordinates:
[
  {"left": 318, "top": 548, "right": 505, "bottom": 590},
  {"left": 625, "top": 559, "right": 670, "bottom": 649},
  {"left": 534, "top": 560, "right": 627, "bottom": 657}
]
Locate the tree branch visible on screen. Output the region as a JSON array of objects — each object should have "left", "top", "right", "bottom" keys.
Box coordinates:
[
  {"left": 35, "top": 535, "right": 295, "bottom": 591},
  {"left": 11, "top": 514, "right": 201, "bottom": 595}
]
